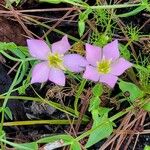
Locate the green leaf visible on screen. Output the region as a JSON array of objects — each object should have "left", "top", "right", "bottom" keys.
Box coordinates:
[
  {"left": 18, "top": 79, "right": 30, "bottom": 95},
  {"left": 71, "top": 141, "right": 81, "bottom": 150},
  {"left": 18, "top": 46, "right": 29, "bottom": 56},
  {"left": 92, "top": 109, "right": 99, "bottom": 121},
  {"left": 11, "top": 47, "right": 26, "bottom": 59},
  {"left": 4, "top": 107, "right": 13, "bottom": 120},
  {"left": 92, "top": 83, "right": 103, "bottom": 97},
  {"left": 143, "top": 103, "right": 150, "bottom": 112},
  {"left": 79, "top": 9, "right": 91, "bottom": 21},
  {"left": 0, "top": 130, "right": 5, "bottom": 140},
  {"left": 2, "top": 139, "right": 35, "bottom": 150},
  {"left": 89, "top": 97, "right": 100, "bottom": 112},
  {"left": 144, "top": 145, "right": 150, "bottom": 150},
  {"left": 0, "top": 42, "right": 16, "bottom": 50},
  {"left": 98, "top": 107, "right": 111, "bottom": 118},
  {"left": 86, "top": 106, "right": 113, "bottom": 148},
  {"left": 119, "top": 44, "right": 131, "bottom": 60},
  {"left": 117, "top": 5, "right": 146, "bottom": 18},
  {"left": 85, "top": 118, "right": 113, "bottom": 148},
  {"left": 0, "top": 42, "right": 28, "bottom": 58},
  {"left": 119, "top": 80, "right": 144, "bottom": 102},
  {"left": 78, "top": 21, "right": 85, "bottom": 37},
  {"left": 16, "top": 142, "right": 38, "bottom": 150},
  {"left": 37, "top": 134, "right": 73, "bottom": 144},
  {"left": 78, "top": 8, "right": 92, "bottom": 36},
  {"left": 15, "top": 62, "right": 29, "bottom": 86}
]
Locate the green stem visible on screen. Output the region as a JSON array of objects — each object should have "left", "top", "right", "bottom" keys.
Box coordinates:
[
  {"left": 22, "top": 57, "right": 37, "bottom": 62},
  {"left": 109, "top": 106, "right": 133, "bottom": 121},
  {"left": 3, "top": 119, "right": 87, "bottom": 126},
  {"left": 104, "top": 10, "right": 113, "bottom": 36},
  {"left": 0, "top": 51, "right": 36, "bottom": 62},
  {"left": 0, "top": 95, "right": 89, "bottom": 122},
  {"left": 40, "top": 0, "right": 141, "bottom": 9},
  {"left": 89, "top": 3, "right": 140, "bottom": 9},
  {"left": 0, "top": 139, "right": 32, "bottom": 150},
  {"left": 0, "top": 63, "right": 22, "bottom": 134},
  {"left": 74, "top": 79, "right": 87, "bottom": 116}
]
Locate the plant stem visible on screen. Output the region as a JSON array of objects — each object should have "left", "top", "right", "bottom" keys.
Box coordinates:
[
  {"left": 0, "top": 95, "right": 89, "bottom": 122},
  {"left": 88, "top": 3, "right": 141, "bottom": 10},
  {"left": 0, "top": 63, "right": 22, "bottom": 134},
  {"left": 3, "top": 119, "right": 87, "bottom": 126},
  {"left": 0, "top": 51, "right": 21, "bottom": 62},
  {"left": 109, "top": 106, "right": 133, "bottom": 121},
  {"left": 74, "top": 79, "right": 87, "bottom": 116},
  {"left": 40, "top": 0, "right": 141, "bottom": 9}
]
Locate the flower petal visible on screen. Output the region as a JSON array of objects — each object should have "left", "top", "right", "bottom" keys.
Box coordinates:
[
  {"left": 31, "top": 62, "right": 49, "bottom": 84},
  {"left": 103, "top": 40, "right": 120, "bottom": 60},
  {"left": 83, "top": 65, "right": 100, "bottom": 82},
  {"left": 110, "top": 58, "right": 133, "bottom": 76},
  {"left": 86, "top": 43, "right": 102, "bottom": 66},
  {"left": 63, "top": 54, "right": 88, "bottom": 72},
  {"left": 51, "top": 35, "right": 71, "bottom": 54},
  {"left": 99, "top": 74, "right": 118, "bottom": 88},
  {"left": 27, "top": 39, "right": 50, "bottom": 60},
  {"left": 49, "top": 68, "right": 65, "bottom": 86}
]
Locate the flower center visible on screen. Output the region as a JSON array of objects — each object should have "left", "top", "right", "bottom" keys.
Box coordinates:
[
  {"left": 97, "top": 59, "right": 111, "bottom": 74},
  {"left": 48, "top": 53, "right": 64, "bottom": 69}
]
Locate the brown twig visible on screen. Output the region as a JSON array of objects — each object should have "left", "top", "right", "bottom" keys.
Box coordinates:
[{"left": 75, "top": 88, "right": 91, "bottom": 133}]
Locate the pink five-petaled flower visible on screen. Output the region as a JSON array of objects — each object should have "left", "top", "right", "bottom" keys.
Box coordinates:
[
  {"left": 83, "top": 40, "right": 133, "bottom": 88},
  {"left": 27, "top": 35, "right": 87, "bottom": 86}
]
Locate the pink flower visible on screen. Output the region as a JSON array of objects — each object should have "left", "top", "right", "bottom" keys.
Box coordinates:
[
  {"left": 83, "top": 40, "right": 133, "bottom": 88},
  {"left": 27, "top": 35, "right": 87, "bottom": 86}
]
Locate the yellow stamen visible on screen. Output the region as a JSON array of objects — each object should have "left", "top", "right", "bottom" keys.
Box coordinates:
[
  {"left": 48, "top": 53, "right": 65, "bottom": 70},
  {"left": 97, "top": 59, "right": 111, "bottom": 74}
]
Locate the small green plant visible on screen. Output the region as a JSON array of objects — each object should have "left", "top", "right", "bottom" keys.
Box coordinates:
[
  {"left": 0, "top": 0, "right": 150, "bottom": 149},
  {"left": 126, "top": 24, "right": 141, "bottom": 42}
]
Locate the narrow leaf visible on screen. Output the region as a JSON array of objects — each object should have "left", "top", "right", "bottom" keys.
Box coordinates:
[
  {"left": 89, "top": 97, "right": 100, "bottom": 112},
  {"left": 78, "top": 21, "right": 85, "bottom": 37},
  {"left": 4, "top": 107, "right": 13, "bottom": 120},
  {"left": 37, "top": 134, "right": 73, "bottom": 144},
  {"left": 117, "top": 5, "right": 146, "bottom": 18},
  {"left": 16, "top": 142, "right": 38, "bottom": 150},
  {"left": 71, "top": 141, "right": 82, "bottom": 150},
  {"left": 92, "top": 83, "right": 103, "bottom": 97}
]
